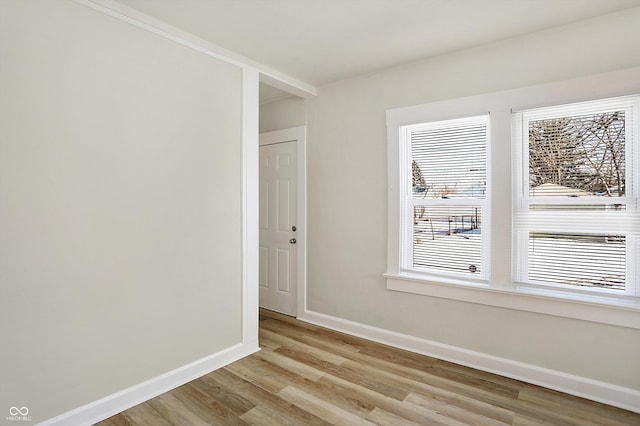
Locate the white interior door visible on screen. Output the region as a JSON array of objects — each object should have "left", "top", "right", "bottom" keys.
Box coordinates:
[{"left": 259, "top": 140, "right": 297, "bottom": 315}]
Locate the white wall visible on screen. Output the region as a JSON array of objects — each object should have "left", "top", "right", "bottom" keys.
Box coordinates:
[
  {"left": 260, "top": 96, "right": 306, "bottom": 133},
  {"left": 305, "top": 6, "right": 640, "bottom": 394},
  {"left": 0, "top": 1, "right": 245, "bottom": 422}
]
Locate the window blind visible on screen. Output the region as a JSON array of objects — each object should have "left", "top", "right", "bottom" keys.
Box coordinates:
[
  {"left": 513, "top": 96, "right": 639, "bottom": 295},
  {"left": 402, "top": 115, "right": 489, "bottom": 277}
]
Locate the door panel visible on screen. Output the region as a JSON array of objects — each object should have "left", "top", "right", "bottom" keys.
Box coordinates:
[
  {"left": 259, "top": 140, "right": 297, "bottom": 315},
  {"left": 277, "top": 248, "right": 290, "bottom": 292}
]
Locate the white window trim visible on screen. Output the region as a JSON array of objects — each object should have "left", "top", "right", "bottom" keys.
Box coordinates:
[
  {"left": 386, "top": 66, "right": 640, "bottom": 330},
  {"left": 512, "top": 96, "right": 639, "bottom": 297},
  {"left": 399, "top": 115, "right": 491, "bottom": 279}
]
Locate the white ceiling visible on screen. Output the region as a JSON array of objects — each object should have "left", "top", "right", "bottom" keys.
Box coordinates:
[{"left": 116, "top": 0, "right": 639, "bottom": 91}]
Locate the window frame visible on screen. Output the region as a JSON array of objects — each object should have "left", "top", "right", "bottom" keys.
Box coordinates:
[
  {"left": 385, "top": 67, "right": 640, "bottom": 330},
  {"left": 512, "top": 97, "right": 639, "bottom": 297},
  {"left": 399, "top": 115, "right": 491, "bottom": 280}
]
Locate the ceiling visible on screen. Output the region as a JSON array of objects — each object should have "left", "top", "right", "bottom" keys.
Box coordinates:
[{"left": 115, "top": 0, "right": 639, "bottom": 93}]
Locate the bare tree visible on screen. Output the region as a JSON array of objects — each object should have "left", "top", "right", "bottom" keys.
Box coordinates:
[
  {"left": 576, "top": 112, "right": 625, "bottom": 196},
  {"left": 433, "top": 184, "right": 458, "bottom": 199},
  {"left": 528, "top": 111, "right": 625, "bottom": 196}
]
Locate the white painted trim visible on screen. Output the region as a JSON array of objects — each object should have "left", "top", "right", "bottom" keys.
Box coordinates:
[
  {"left": 259, "top": 126, "right": 307, "bottom": 316},
  {"left": 386, "top": 273, "right": 640, "bottom": 329},
  {"left": 73, "top": 0, "right": 317, "bottom": 99},
  {"left": 386, "top": 66, "right": 640, "bottom": 328},
  {"left": 259, "top": 126, "right": 306, "bottom": 147},
  {"left": 259, "top": 74, "right": 315, "bottom": 101},
  {"left": 40, "top": 342, "right": 259, "bottom": 426},
  {"left": 297, "top": 309, "right": 640, "bottom": 414},
  {"left": 242, "top": 68, "right": 260, "bottom": 344}
]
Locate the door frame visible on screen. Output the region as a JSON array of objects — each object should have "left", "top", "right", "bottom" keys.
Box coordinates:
[{"left": 259, "top": 126, "right": 307, "bottom": 316}]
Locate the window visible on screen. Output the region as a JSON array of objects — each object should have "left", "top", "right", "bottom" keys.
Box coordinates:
[
  {"left": 513, "top": 96, "right": 639, "bottom": 296},
  {"left": 386, "top": 70, "right": 640, "bottom": 328},
  {"left": 399, "top": 115, "right": 489, "bottom": 279}
]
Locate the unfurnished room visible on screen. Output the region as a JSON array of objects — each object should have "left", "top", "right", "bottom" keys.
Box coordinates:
[{"left": 1, "top": 1, "right": 640, "bottom": 425}]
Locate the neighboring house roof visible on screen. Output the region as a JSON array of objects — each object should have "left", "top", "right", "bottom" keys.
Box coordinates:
[{"left": 530, "top": 183, "right": 593, "bottom": 197}]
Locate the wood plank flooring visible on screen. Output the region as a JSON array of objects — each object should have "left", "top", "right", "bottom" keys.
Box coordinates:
[{"left": 98, "top": 309, "right": 640, "bottom": 425}]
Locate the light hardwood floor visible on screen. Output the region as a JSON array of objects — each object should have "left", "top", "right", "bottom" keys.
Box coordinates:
[{"left": 99, "top": 309, "right": 639, "bottom": 425}]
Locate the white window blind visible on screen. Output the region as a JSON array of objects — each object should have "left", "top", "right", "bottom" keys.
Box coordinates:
[
  {"left": 513, "top": 96, "right": 639, "bottom": 295},
  {"left": 400, "top": 115, "right": 489, "bottom": 278}
]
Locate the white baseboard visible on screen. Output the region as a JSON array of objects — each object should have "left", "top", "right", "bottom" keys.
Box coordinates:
[
  {"left": 297, "top": 309, "right": 640, "bottom": 414},
  {"left": 40, "top": 341, "right": 260, "bottom": 426}
]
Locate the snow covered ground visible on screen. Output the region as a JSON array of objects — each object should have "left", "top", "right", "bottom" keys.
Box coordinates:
[{"left": 413, "top": 224, "right": 625, "bottom": 290}]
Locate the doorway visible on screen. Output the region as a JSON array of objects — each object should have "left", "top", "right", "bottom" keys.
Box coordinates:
[{"left": 259, "top": 127, "right": 306, "bottom": 316}]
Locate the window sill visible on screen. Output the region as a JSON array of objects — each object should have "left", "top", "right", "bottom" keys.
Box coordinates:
[{"left": 384, "top": 272, "right": 640, "bottom": 329}]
